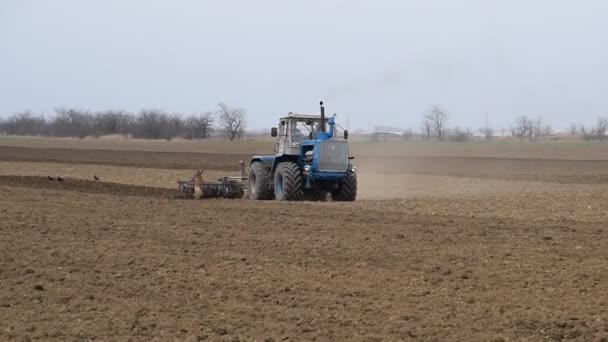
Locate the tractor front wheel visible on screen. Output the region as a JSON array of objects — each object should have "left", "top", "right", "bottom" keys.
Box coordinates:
[
  {"left": 331, "top": 172, "right": 357, "bottom": 201},
  {"left": 248, "top": 162, "right": 274, "bottom": 200},
  {"left": 274, "top": 162, "right": 303, "bottom": 201}
]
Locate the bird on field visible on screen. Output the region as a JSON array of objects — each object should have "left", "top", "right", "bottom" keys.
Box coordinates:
[
  {"left": 47, "top": 176, "right": 55, "bottom": 181},
  {"left": 57, "top": 177, "right": 64, "bottom": 182},
  {"left": 93, "top": 175, "right": 99, "bottom": 181}
]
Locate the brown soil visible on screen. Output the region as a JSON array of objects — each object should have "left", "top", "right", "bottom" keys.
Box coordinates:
[
  {"left": 0, "top": 146, "right": 250, "bottom": 171},
  {"left": 5, "top": 136, "right": 608, "bottom": 160},
  {"left": 357, "top": 156, "right": 608, "bottom": 184},
  {"left": 2, "top": 141, "right": 608, "bottom": 341},
  {"left": 0, "top": 176, "right": 177, "bottom": 198},
  {"left": 0, "top": 162, "right": 235, "bottom": 190},
  {"left": 3, "top": 146, "right": 608, "bottom": 184},
  {"left": 1, "top": 185, "right": 607, "bottom": 341}
]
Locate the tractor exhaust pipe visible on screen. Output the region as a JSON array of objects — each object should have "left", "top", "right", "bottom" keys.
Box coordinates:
[{"left": 320, "top": 101, "right": 326, "bottom": 132}]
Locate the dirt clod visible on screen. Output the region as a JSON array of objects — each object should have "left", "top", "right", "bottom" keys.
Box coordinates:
[{"left": 214, "top": 328, "right": 228, "bottom": 335}]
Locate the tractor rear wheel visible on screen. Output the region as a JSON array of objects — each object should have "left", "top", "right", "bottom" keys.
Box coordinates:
[
  {"left": 248, "top": 162, "right": 274, "bottom": 200},
  {"left": 331, "top": 172, "right": 357, "bottom": 201},
  {"left": 274, "top": 162, "right": 303, "bottom": 201}
]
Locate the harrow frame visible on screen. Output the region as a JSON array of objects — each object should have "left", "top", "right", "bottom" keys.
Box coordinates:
[{"left": 175, "top": 161, "right": 248, "bottom": 199}]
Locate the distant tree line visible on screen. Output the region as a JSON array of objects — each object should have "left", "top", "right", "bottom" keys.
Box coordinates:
[
  {"left": 4, "top": 101, "right": 608, "bottom": 143},
  {"left": 510, "top": 115, "right": 552, "bottom": 141},
  {"left": 388, "top": 104, "right": 608, "bottom": 143},
  {"left": 570, "top": 119, "right": 608, "bottom": 141},
  {"left": 417, "top": 105, "right": 478, "bottom": 142},
  {"left": 0, "top": 102, "right": 247, "bottom": 141}
]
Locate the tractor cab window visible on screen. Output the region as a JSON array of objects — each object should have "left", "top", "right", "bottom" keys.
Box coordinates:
[
  {"left": 279, "top": 120, "right": 286, "bottom": 136},
  {"left": 306, "top": 121, "right": 320, "bottom": 134},
  {"left": 309, "top": 121, "right": 326, "bottom": 134},
  {"left": 292, "top": 121, "right": 312, "bottom": 141}
]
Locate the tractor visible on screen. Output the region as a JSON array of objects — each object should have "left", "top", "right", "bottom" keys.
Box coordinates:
[{"left": 247, "top": 101, "right": 357, "bottom": 201}]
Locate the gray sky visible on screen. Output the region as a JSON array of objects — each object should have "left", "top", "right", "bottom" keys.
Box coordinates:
[{"left": 1, "top": 0, "right": 607, "bottom": 131}]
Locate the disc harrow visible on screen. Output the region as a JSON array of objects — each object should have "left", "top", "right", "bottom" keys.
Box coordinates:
[{"left": 175, "top": 161, "right": 247, "bottom": 200}]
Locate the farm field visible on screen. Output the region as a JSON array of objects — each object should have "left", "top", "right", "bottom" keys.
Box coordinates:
[
  {"left": 1, "top": 138, "right": 608, "bottom": 341},
  {"left": 4, "top": 135, "right": 608, "bottom": 159}
]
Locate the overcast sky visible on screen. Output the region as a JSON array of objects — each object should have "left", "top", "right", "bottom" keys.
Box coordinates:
[{"left": 1, "top": 0, "right": 607, "bottom": 131}]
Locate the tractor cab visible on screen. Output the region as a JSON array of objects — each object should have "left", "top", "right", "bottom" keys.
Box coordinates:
[{"left": 270, "top": 112, "right": 348, "bottom": 156}]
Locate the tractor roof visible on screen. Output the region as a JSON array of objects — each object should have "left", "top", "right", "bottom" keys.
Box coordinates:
[{"left": 279, "top": 113, "right": 327, "bottom": 121}]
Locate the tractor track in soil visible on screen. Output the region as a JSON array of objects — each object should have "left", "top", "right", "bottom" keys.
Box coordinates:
[
  {"left": 0, "top": 175, "right": 177, "bottom": 198},
  {"left": 0, "top": 146, "right": 251, "bottom": 171},
  {"left": 3, "top": 146, "right": 608, "bottom": 184}
]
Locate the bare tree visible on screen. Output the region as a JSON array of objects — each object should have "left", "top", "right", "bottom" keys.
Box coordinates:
[
  {"left": 479, "top": 126, "right": 494, "bottom": 141},
  {"left": 568, "top": 123, "right": 577, "bottom": 136},
  {"left": 593, "top": 118, "right": 608, "bottom": 141},
  {"left": 512, "top": 115, "right": 551, "bottom": 141},
  {"left": 133, "top": 109, "right": 175, "bottom": 140},
  {"left": 579, "top": 123, "right": 587, "bottom": 136},
  {"left": 533, "top": 117, "right": 542, "bottom": 139},
  {"left": 52, "top": 107, "right": 93, "bottom": 138},
  {"left": 184, "top": 112, "right": 214, "bottom": 139},
  {"left": 423, "top": 105, "right": 448, "bottom": 141},
  {"left": 512, "top": 115, "right": 540, "bottom": 140},
  {"left": 420, "top": 116, "right": 432, "bottom": 141},
  {"left": 1, "top": 111, "right": 48, "bottom": 136},
  {"left": 512, "top": 116, "right": 529, "bottom": 139},
  {"left": 542, "top": 123, "right": 552, "bottom": 137},
  {"left": 216, "top": 103, "right": 246, "bottom": 140},
  {"left": 531, "top": 116, "right": 552, "bottom": 139},
  {"left": 161, "top": 113, "right": 183, "bottom": 141},
  {"left": 93, "top": 110, "right": 132, "bottom": 137},
  {"left": 449, "top": 127, "right": 473, "bottom": 142},
  {"left": 0, "top": 106, "right": 217, "bottom": 140}
]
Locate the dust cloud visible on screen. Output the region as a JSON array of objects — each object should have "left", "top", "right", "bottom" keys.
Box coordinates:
[{"left": 351, "top": 155, "right": 585, "bottom": 200}]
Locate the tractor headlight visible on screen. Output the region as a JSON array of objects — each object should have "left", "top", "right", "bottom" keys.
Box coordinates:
[
  {"left": 304, "top": 164, "right": 311, "bottom": 172},
  {"left": 349, "top": 164, "right": 356, "bottom": 172}
]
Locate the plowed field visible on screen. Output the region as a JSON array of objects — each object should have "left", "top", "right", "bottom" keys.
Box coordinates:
[{"left": 1, "top": 141, "right": 608, "bottom": 341}]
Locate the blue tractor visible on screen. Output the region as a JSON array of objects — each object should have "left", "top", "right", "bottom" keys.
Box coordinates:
[{"left": 247, "top": 101, "right": 357, "bottom": 201}]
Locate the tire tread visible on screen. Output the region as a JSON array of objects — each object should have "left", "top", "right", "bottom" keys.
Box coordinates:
[
  {"left": 249, "top": 162, "right": 274, "bottom": 200},
  {"left": 275, "top": 162, "right": 303, "bottom": 201},
  {"left": 331, "top": 172, "right": 357, "bottom": 201}
]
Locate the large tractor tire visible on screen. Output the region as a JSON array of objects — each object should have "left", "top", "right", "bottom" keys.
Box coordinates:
[
  {"left": 274, "top": 162, "right": 303, "bottom": 201},
  {"left": 248, "top": 162, "right": 274, "bottom": 200},
  {"left": 331, "top": 172, "right": 357, "bottom": 201}
]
